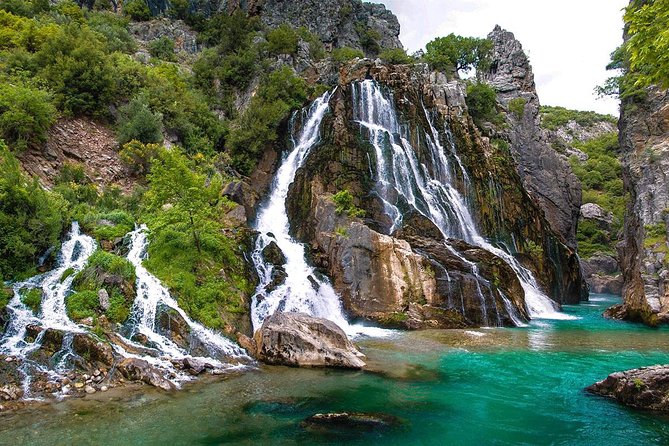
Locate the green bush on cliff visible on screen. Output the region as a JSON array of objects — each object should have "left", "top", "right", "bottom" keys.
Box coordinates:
[
  {"left": 0, "top": 141, "right": 67, "bottom": 280},
  {"left": 540, "top": 106, "right": 616, "bottom": 130},
  {"left": 20, "top": 287, "right": 41, "bottom": 313},
  {"left": 465, "top": 81, "right": 499, "bottom": 125},
  {"left": 508, "top": 97, "right": 527, "bottom": 119},
  {"left": 332, "top": 189, "right": 365, "bottom": 218},
  {"left": 331, "top": 47, "right": 364, "bottom": 63},
  {"left": 379, "top": 48, "right": 413, "bottom": 65},
  {"left": 148, "top": 36, "right": 177, "bottom": 61},
  {"left": 123, "top": 0, "right": 151, "bottom": 21},
  {"left": 266, "top": 24, "right": 299, "bottom": 56},
  {"left": 117, "top": 96, "right": 163, "bottom": 145}
]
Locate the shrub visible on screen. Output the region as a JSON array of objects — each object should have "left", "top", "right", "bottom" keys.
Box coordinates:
[
  {"left": 0, "top": 82, "right": 56, "bottom": 152},
  {"left": 266, "top": 24, "right": 298, "bottom": 56},
  {"left": 332, "top": 189, "right": 365, "bottom": 218},
  {"left": 120, "top": 140, "right": 163, "bottom": 175},
  {"left": 86, "top": 11, "right": 136, "bottom": 53},
  {"left": 117, "top": 96, "right": 163, "bottom": 145},
  {"left": 379, "top": 48, "right": 412, "bottom": 64},
  {"left": 355, "top": 23, "right": 380, "bottom": 55},
  {"left": 20, "top": 287, "right": 41, "bottom": 313},
  {"left": 297, "top": 26, "right": 325, "bottom": 60},
  {"left": 466, "top": 81, "right": 498, "bottom": 124},
  {"left": 0, "top": 141, "right": 66, "bottom": 279},
  {"left": 148, "top": 36, "right": 176, "bottom": 61},
  {"left": 540, "top": 105, "right": 616, "bottom": 130},
  {"left": 66, "top": 290, "right": 98, "bottom": 320},
  {"left": 424, "top": 34, "right": 493, "bottom": 74},
  {"left": 123, "top": 0, "right": 150, "bottom": 21},
  {"left": 331, "top": 46, "right": 364, "bottom": 63},
  {"left": 508, "top": 97, "right": 526, "bottom": 119}
]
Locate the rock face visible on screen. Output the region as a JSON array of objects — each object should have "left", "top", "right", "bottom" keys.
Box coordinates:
[
  {"left": 130, "top": 18, "right": 200, "bottom": 62},
  {"left": 581, "top": 254, "right": 623, "bottom": 295},
  {"left": 283, "top": 59, "right": 585, "bottom": 330},
  {"left": 253, "top": 312, "right": 365, "bottom": 369},
  {"left": 580, "top": 203, "right": 614, "bottom": 230},
  {"left": 587, "top": 365, "right": 669, "bottom": 411},
  {"left": 484, "top": 26, "right": 582, "bottom": 251},
  {"left": 617, "top": 84, "right": 669, "bottom": 325}
]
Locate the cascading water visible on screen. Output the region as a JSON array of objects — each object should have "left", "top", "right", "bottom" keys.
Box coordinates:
[
  {"left": 1, "top": 222, "right": 96, "bottom": 395},
  {"left": 250, "top": 91, "right": 387, "bottom": 337},
  {"left": 352, "top": 79, "right": 571, "bottom": 322},
  {"left": 121, "top": 226, "right": 249, "bottom": 373}
]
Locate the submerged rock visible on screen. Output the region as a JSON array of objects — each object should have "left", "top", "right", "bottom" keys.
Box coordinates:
[
  {"left": 253, "top": 312, "right": 365, "bottom": 369},
  {"left": 301, "top": 412, "right": 402, "bottom": 434},
  {"left": 586, "top": 365, "right": 669, "bottom": 411},
  {"left": 117, "top": 358, "right": 175, "bottom": 391}
]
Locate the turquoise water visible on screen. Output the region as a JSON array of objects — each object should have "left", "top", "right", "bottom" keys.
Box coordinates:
[{"left": 2, "top": 294, "right": 669, "bottom": 445}]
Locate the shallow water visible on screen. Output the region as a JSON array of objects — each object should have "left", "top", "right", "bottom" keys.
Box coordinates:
[{"left": 2, "top": 294, "right": 669, "bottom": 445}]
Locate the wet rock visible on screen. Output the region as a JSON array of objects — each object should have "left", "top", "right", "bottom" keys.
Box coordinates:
[
  {"left": 0, "top": 385, "right": 23, "bottom": 401},
  {"left": 84, "top": 385, "right": 96, "bottom": 394},
  {"left": 98, "top": 289, "right": 110, "bottom": 311},
  {"left": 72, "top": 334, "right": 116, "bottom": 367},
  {"left": 261, "top": 241, "right": 286, "bottom": 266},
  {"left": 587, "top": 365, "right": 669, "bottom": 411},
  {"left": 301, "top": 412, "right": 402, "bottom": 434},
  {"left": 117, "top": 358, "right": 175, "bottom": 391},
  {"left": 253, "top": 312, "right": 365, "bottom": 369},
  {"left": 181, "top": 357, "right": 214, "bottom": 375}
]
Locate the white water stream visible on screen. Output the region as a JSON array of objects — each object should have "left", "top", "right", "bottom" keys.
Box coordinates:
[
  {"left": 352, "top": 80, "right": 571, "bottom": 321},
  {"left": 250, "top": 91, "right": 388, "bottom": 337}
]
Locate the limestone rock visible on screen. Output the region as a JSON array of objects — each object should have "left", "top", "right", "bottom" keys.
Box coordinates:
[
  {"left": 484, "top": 25, "right": 582, "bottom": 250},
  {"left": 586, "top": 365, "right": 669, "bottom": 411},
  {"left": 117, "top": 358, "right": 175, "bottom": 391},
  {"left": 98, "top": 288, "right": 110, "bottom": 311},
  {"left": 253, "top": 312, "right": 365, "bottom": 369},
  {"left": 580, "top": 203, "right": 613, "bottom": 230}
]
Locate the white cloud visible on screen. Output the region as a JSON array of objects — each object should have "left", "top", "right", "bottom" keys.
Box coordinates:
[{"left": 378, "top": 0, "right": 627, "bottom": 115}]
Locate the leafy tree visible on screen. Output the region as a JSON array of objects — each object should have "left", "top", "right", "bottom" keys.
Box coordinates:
[
  {"left": 624, "top": 0, "right": 669, "bottom": 89},
  {"left": 116, "top": 96, "right": 163, "bottom": 145},
  {"left": 0, "top": 141, "right": 66, "bottom": 279},
  {"left": 424, "top": 34, "right": 493, "bottom": 74},
  {"left": 0, "top": 82, "right": 56, "bottom": 151}
]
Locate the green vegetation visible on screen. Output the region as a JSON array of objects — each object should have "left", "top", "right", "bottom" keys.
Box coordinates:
[
  {"left": 332, "top": 189, "right": 365, "bottom": 218},
  {"left": 0, "top": 83, "right": 57, "bottom": 152},
  {"left": 0, "top": 141, "right": 66, "bottom": 279},
  {"left": 465, "top": 82, "right": 498, "bottom": 125},
  {"left": 0, "top": 283, "right": 11, "bottom": 312},
  {"left": 69, "top": 250, "right": 136, "bottom": 323},
  {"left": 119, "top": 140, "right": 162, "bottom": 175},
  {"left": 568, "top": 132, "right": 624, "bottom": 257},
  {"left": 117, "top": 96, "right": 163, "bottom": 145},
  {"left": 20, "top": 287, "right": 41, "bottom": 313},
  {"left": 508, "top": 97, "right": 527, "bottom": 119},
  {"left": 540, "top": 106, "right": 616, "bottom": 131},
  {"left": 331, "top": 46, "right": 364, "bottom": 63},
  {"left": 355, "top": 22, "right": 381, "bottom": 55},
  {"left": 643, "top": 222, "right": 667, "bottom": 255},
  {"left": 148, "top": 36, "right": 176, "bottom": 61},
  {"left": 379, "top": 47, "right": 412, "bottom": 65},
  {"left": 123, "top": 0, "right": 151, "bottom": 21},
  {"left": 623, "top": 0, "right": 669, "bottom": 89},
  {"left": 424, "top": 34, "right": 492, "bottom": 74},
  {"left": 141, "top": 147, "right": 252, "bottom": 329},
  {"left": 266, "top": 24, "right": 299, "bottom": 56}
]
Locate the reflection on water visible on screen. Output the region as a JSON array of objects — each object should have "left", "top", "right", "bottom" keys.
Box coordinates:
[{"left": 2, "top": 294, "right": 669, "bottom": 445}]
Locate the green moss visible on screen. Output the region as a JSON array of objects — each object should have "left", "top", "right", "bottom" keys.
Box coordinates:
[
  {"left": 60, "top": 268, "right": 75, "bottom": 282},
  {"left": 21, "top": 288, "right": 42, "bottom": 313},
  {"left": 335, "top": 227, "right": 349, "bottom": 238},
  {"left": 0, "top": 285, "right": 11, "bottom": 311},
  {"left": 381, "top": 312, "right": 409, "bottom": 327}
]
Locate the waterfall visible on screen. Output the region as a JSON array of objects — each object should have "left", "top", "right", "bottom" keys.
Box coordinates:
[
  {"left": 353, "top": 79, "right": 571, "bottom": 321},
  {"left": 1, "top": 222, "right": 95, "bottom": 359},
  {"left": 122, "top": 225, "right": 249, "bottom": 370},
  {"left": 250, "top": 91, "right": 387, "bottom": 337}
]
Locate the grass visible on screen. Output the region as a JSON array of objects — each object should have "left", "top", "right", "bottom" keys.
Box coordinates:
[{"left": 21, "top": 288, "right": 42, "bottom": 314}]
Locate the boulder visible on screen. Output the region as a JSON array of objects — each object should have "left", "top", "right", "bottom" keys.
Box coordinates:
[
  {"left": 253, "top": 312, "right": 365, "bottom": 369},
  {"left": 586, "top": 365, "right": 669, "bottom": 411},
  {"left": 580, "top": 203, "right": 614, "bottom": 230},
  {"left": 98, "top": 289, "right": 110, "bottom": 311},
  {"left": 117, "top": 358, "right": 175, "bottom": 391},
  {"left": 301, "top": 412, "right": 402, "bottom": 434},
  {"left": 581, "top": 254, "right": 620, "bottom": 277}
]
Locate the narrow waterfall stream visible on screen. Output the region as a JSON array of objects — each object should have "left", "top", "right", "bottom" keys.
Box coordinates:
[
  {"left": 1, "top": 222, "right": 96, "bottom": 395},
  {"left": 352, "top": 80, "right": 570, "bottom": 322},
  {"left": 250, "top": 91, "right": 387, "bottom": 337},
  {"left": 120, "top": 225, "right": 249, "bottom": 373}
]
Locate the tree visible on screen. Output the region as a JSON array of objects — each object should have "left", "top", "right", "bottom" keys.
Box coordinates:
[
  {"left": 145, "top": 147, "right": 221, "bottom": 256},
  {"left": 0, "top": 82, "right": 56, "bottom": 151},
  {"left": 266, "top": 24, "right": 298, "bottom": 56},
  {"left": 148, "top": 36, "right": 176, "bottom": 61},
  {"left": 379, "top": 48, "right": 413, "bottom": 65},
  {"left": 424, "top": 34, "right": 493, "bottom": 74},
  {"left": 116, "top": 96, "right": 163, "bottom": 145},
  {"left": 465, "top": 81, "right": 498, "bottom": 124},
  {"left": 0, "top": 141, "right": 66, "bottom": 278},
  {"left": 624, "top": 0, "right": 669, "bottom": 88}
]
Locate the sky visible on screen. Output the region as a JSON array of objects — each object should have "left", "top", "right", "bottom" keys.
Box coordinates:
[{"left": 379, "top": 0, "right": 627, "bottom": 116}]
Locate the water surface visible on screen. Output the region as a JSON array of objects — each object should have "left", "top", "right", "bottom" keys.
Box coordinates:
[{"left": 2, "top": 294, "right": 669, "bottom": 445}]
